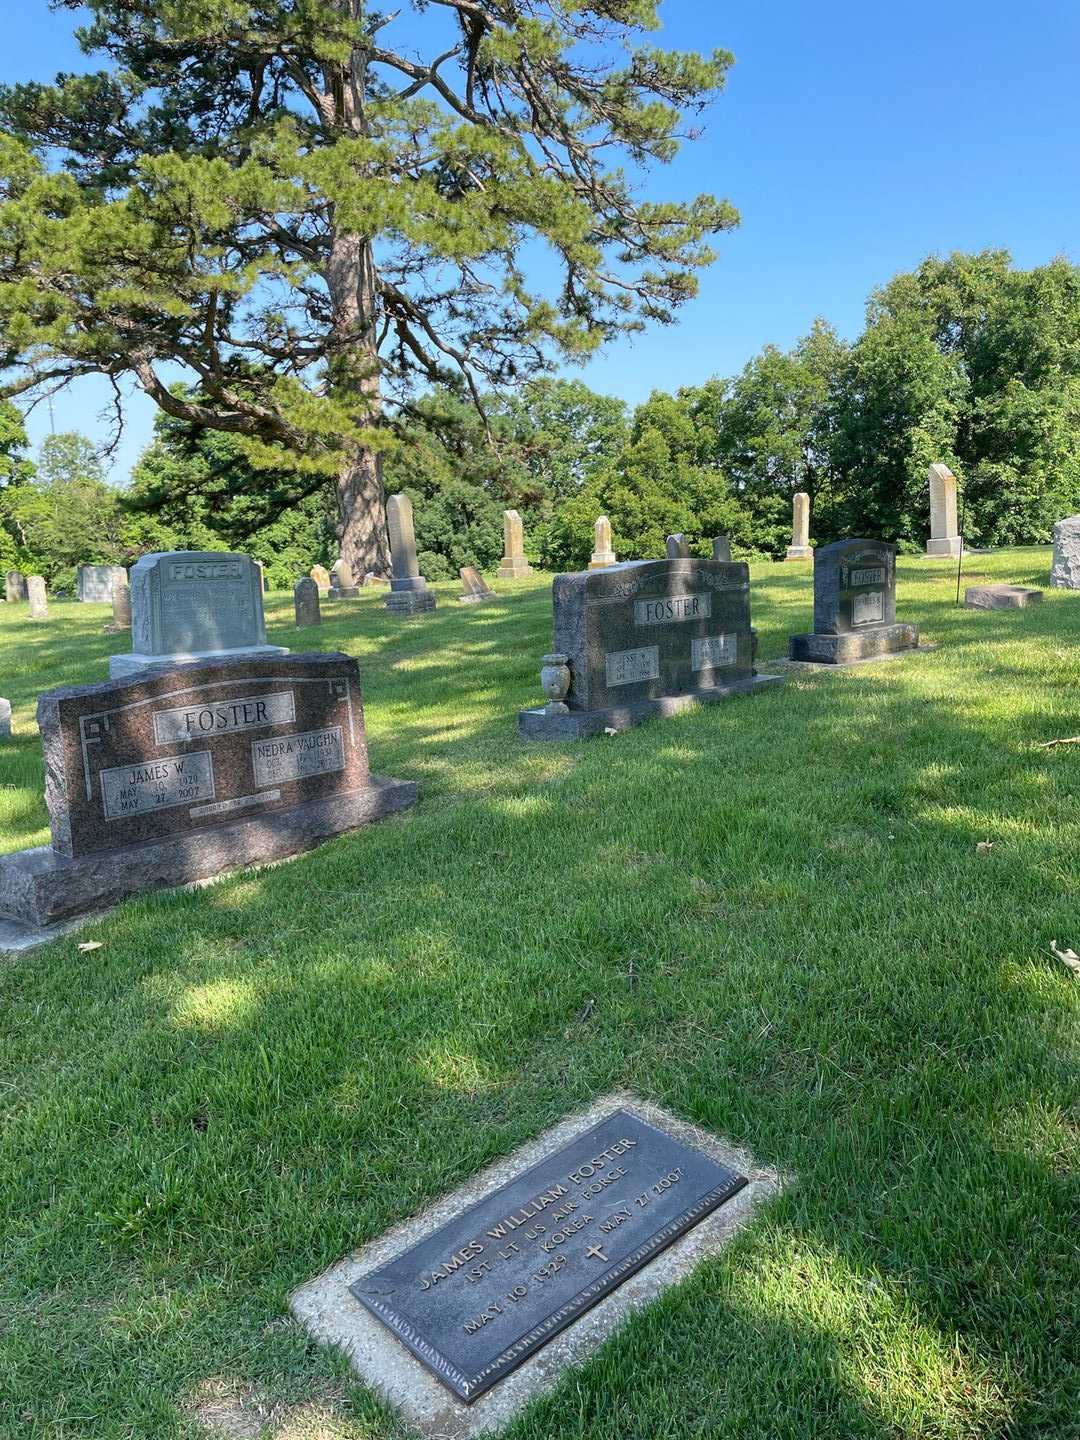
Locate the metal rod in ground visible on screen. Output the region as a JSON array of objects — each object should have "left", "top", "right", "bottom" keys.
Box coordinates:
[{"left": 955, "top": 485, "right": 967, "bottom": 605}]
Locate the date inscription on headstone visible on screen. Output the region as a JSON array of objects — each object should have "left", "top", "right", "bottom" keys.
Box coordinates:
[{"left": 350, "top": 1110, "right": 746, "bottom": 1404}]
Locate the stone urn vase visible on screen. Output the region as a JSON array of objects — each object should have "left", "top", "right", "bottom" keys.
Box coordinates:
[{"left": 540, "top": 653, "right": 571, "bottom": 715}]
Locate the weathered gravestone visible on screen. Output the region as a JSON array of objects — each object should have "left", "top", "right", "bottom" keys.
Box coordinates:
[
  {"left": 588, "top": 516, "right": 617, "bottom": 570},
  {"left": 496, "top": 510, "right": 532, "bottom": 579},
  {"left": 712, "top": 536, "right": 732, "bottom": 563},
  {"left": 109, "top": 551, "right": 288, "bottom": 678},
  {"left": 330, "top": 558, "right": 360, "bottom": 599},
  {"left": 1050, "top": 515, "right": 1080, "bottom": 589},
  {"left": 789, "top": 539, "right": 919, "bottom": 663},
  {"left": 28, "top": 576, "right": 47, "bottom": 620},
  {"left": 295, "top": 576, "right": 322, "bottom": 626},
  {"left": 0, "top": 652, "right": 416, "bottom": 931},
  {"left": 965, "top": 583, "right": 1043, "bottom": 611},
  {"left": 5, "top": 570, "right": 27, "bottom": 603},
  {"left": 927, "top": 463, "right": 961, "bottom": 556},
  {"left": 459, "top": 567, "right": 494, "bottom": 604},
  {"left": 385, "top": 494, "right": 436, "bottom": 616},
  {"left": 520, "top": 550, "right": 782, "bottom": 739},
  {"left": 0, "top": 698, "right": 10, "bottom": 740},
  {"left": 786, "top": 492, "right": 812, "bottom": 560},
  {"left": 666, "top": 534, "right": 689, "bottom": 559},
  {"left": 77, "top": 564, "right": 126, "bottom": 603},
  {"left": 310, "top": 564, "right": 332, "bottom": 595},
  {"left": 104, "top": 583, "right": 132, "bottom": 634}
]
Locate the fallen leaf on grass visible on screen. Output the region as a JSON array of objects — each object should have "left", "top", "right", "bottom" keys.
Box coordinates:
[
  {"left": 975, "top": 840, "right": 994, "bottom": 855},
  {"left": 603, "top": 727, "right": 618, "bottom": 737},
  {"left": 1050, "top": 940, "right": 1080, "bottom": 977},
  {"left": 77, "top": 940, "right": 104, "bottom": 952}
]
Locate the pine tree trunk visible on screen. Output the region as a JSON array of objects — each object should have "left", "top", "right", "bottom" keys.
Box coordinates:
[{"left": 336, "top": 445, "right": 389, "bottom": 576}]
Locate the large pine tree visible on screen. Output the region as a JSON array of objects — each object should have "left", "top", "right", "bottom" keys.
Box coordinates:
[{"left": 0, "top": 1, "right": 735, "bottom": 571}]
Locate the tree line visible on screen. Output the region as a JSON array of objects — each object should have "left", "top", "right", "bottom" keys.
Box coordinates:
[{"left": 2, "top": 249, "right": 1078, "bottom": 591}]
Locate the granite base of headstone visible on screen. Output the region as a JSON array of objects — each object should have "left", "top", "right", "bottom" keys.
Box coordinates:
[
  {"left": 0, "top": 652, "right": 416, "bottom": 932},
  {"left": 0, "top": 698, "right": 10, "bottom": 740},
  {"left": 964, "top": 583, "right": 1043, "bottom": 611},
  {"left": 1051, "top": 515, "right": 1080, "bottom": 589},
  {"left": 520, "top": 548, "right": 783, "bottom": 740},
  {"left": 789, "top": 539, "right": 919, "bottom": 663},
  {"left": 109, "top": 551, "right": 288, "bottom": 678},
  {"left": 459, "top": 567, "right": 494, "bottom": 604}
]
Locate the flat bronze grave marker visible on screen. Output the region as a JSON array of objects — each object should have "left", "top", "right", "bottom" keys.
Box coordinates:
[{"left": 350, "top": 1110, "right": 746, "bottom": 1403}]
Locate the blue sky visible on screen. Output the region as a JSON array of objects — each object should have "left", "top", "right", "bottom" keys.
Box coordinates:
[{"left": 4, "top": 0, "right": 1080, "bottom": 483}]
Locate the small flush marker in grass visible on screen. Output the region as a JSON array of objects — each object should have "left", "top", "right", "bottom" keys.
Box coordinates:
[
  {"left": 291, "top": 1094, "right": 782, "bottom": 1440},
  {"left": 1050, "top": 940, "right": 1080, "bottom": 977}
]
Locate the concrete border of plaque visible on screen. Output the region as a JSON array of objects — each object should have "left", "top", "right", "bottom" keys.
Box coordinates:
[
  {"left": 519, "top": 547, "right": 783, "bottom": 740},
  {"left": 291, "top": 1092, "right": 782, "bottom": 1440},
  {"left": 0, "top": 652, "right": 416, "bottom": 940}
]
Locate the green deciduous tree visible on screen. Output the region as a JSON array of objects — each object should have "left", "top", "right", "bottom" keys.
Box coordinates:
[{"left": 0, "top": 0, "right": 736, "bottom": 576}]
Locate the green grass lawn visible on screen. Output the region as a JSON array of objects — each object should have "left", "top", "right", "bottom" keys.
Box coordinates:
[{"left": 1, "top": 549, "right": 1078, "bottom": 1440}]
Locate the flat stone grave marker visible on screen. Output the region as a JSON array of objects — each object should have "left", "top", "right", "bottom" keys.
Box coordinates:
[
  {"left": 789, "top": 539, "right": 919, "bottom": 663},
  {"left": 110, "top": 550, "right": 288, "bottom": 678},
  {"left": 0, "top": 652, "right": 416, "bottom": 932},
  {"left": 459, "top": 567, "right": 494, "bottom": 604},
  {"left": 520, "top": 553, "right": 782, "bottom": 739},
  {"left": 291, "top": 1096, "right": 781, "bottom": 1440},
  {"left": 965, "top": 583, "right": 1042, "bottom": 610}
]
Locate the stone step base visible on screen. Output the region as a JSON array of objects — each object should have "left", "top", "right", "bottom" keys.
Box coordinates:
[
  {"left": 109, "top": 645, "right": 289, "bottom": 679},
  {"left": 789, "top": 623, "right": 920, "bottom": 664},
  {"left": 0, "top": 777, "right": 416, "bottom": 930},
  {"left": 519, "top": 674, "right": 785, "bottom": 741},
  {"left": 385, "top": 592, "right": 437, "bottom": 615}
]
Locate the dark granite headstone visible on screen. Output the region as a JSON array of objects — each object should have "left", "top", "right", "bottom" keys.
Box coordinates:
[
  {"left": 711, "top": 536, "right": 732, "bottom": 563},
  {"left": 519, "top": 557, "right": 782, "bottom": 739},
  {"left": 789, "top": 539, "right": 919, "bottom": 663},
  {"left": 294, "top": 576, "right": 322, "bottom": 626},
  {"left": 5, "top": 570, "right": 27, "bottom": 603},
  {"left": 0, "top": 653, "right": 416, "bottom": 927},
  {"left": 350, "top": 1109, "right": 746, "bottom": 1404}
]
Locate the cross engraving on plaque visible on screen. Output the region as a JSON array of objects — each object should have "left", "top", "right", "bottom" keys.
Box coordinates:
[{"left": 585, "top": 1244, "right": 608, "bottom": 1262}]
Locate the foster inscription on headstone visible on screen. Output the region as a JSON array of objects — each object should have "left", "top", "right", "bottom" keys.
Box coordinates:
[{"left": 350, "top": 1110, "right": 746, "bottom": 1404}]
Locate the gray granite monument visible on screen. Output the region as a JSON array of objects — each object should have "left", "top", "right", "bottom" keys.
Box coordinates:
[
  {"left": 789, "top": 539, "right": 919, "bottom": 663},
  {"left": 459, "top": 567, "right": 494, "bottom": 604},
  {"left": 520, "top": 549, "right": 782, "bottom": 739},
  {"left": 1051, "top": 515, "right": 1080, "bottom": 589},
  {"left": 295, "top": 576, "right": 321, "bottom": 626},
  {"left": 666, "top": 534, "right": 690, "bottom": 559},
  {"left": 0, "top": 652, "right": 416, "bottom": 933},
  {"left": 28, "top": 576, "right": 47, "bottom": 620},
  {"left": 385, "top": 494, "right": 436, "bottom": 615},
  {"left": 496, "top": 510, "right": 532, "bottom": 579},
  {"left": 77, "top": 564, "right": 126, "bottom": 603},
  {"left": 5, "top": 570, "right": 26, "bottom": 603},
  {"left": 712, "top": 536, "right": 732, "bottom": 563},
  {"left": 109, "top": 551, "right": 288, "bottom": 678}
]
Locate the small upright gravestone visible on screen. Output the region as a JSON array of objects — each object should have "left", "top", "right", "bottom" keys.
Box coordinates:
[
  {"left": 459, "top": 567, "right": 494, "bottom": 604},
  {"left": 926, "top": 464, "right": 961, "bottom": 556},
  {"left": 310, "top": 564, "right": 331, "bottom": 595},
  {"left": 1050, "top": 515, "right": 1080, "bottom": 589},
  {"left": 0, "top": 653, "right": 416, "bottom": 932},
  {"left": 76, "top": 564, "right": 125, "bottom": 603},
  {"left": 786, "top": 492, "right": 812, "bottom": 560},
  {"left": 589, "top": 516, "right": 617, "bottom": 569},
  {"left": 330, "top": 558, "right": 360, "bottom": 599},
  {"left": 712, "top": 536, "right": 732, "bottom": 563},
  {"left": 28, "top": 576, "right": 47, "bottom": 620},
  {"left": 666, "top": 534, "right": 690, "bottom": 559},
  {"left": 520, "top": 544, "right": 782, "bottom": 739},
  {"left": 385, "top": 494, "right": 436, "bottom": 616},
  {"left": 294, "top": 576, "right": 321, "bottom": 626},
  {"left": 104, "top": 583, "right": 132, "bottom": 634},
  {"left": 789, "top": 539, "right": 919, "bottom": 663},
  {"left": 0, "top": 697, "right": 10, "bottom": 740},
  {"left": 496, "top": 510, "right": 532, "bottom": 579},
  {"left": 5, "top": 570, "right": 26, "bottom": 603},
  {"left": 109, "top": 551, "right": 288, "bottom": 679}
]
